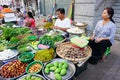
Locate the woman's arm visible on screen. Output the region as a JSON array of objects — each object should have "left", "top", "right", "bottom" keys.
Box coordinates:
[{"left": 90, "top": 33, "right": 95, "bottom": 40}]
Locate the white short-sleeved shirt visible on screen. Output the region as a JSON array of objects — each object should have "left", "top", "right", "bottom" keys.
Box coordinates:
[{"left": 54, "top": 18, "right": 71, "bottom": 28}]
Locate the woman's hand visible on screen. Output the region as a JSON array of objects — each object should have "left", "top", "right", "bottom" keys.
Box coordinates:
[
  {"left": 89, "top": 34, "right": 95, "bottom": 40},
  {"left": 90, "top": 36, "right": 94, "bottom": 40},
  {"left": 95, "top": 38, "right": 103, "bottom": 43}
]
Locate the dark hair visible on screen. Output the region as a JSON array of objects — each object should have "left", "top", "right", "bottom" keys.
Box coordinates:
[
  {"left": 104, "top": 7, "right": 115, "bottom": 23},
  {"left": 56, "top": 8, "right": 65, "bottom": 14},
  {"left": 3, "top": 5, "right": 8, "bottom": 8},
  {"left": 27, "top": 12, "right": 34, "bottom": 19},
  {"left": 16, "top": 8, "right": 20, "bottom": 12}
]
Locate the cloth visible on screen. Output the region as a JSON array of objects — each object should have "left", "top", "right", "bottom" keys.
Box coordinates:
[
  {"left": 25, "top": 17, "right": 35, "bottom": 28},
  {"left": 54, "top": 17, "right": 71, "bottom": 28},
  {"left": 88, "top": 39, "right": 112, "bottom": 57},
  {"left": 93, "top": 20, "right": 116, "bottom": 44}
]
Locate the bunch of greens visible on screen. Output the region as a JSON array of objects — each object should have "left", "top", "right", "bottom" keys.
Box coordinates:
[
  {"left": 39, "top": 34, "right": 64, "bottom": 48},
  {"left": 0, "top": 27, "right": 31, "bottom": 41}
]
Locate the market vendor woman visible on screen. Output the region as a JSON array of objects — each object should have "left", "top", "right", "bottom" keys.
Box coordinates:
[
  {"left": 53, "top": 8, "right": 72, "bottom": 37},
  {"left": 25, "top": 12, "right": 36, "bottom": 29},
  {"left": 88, "top": 7, "right": 116, "bottom": 64}
]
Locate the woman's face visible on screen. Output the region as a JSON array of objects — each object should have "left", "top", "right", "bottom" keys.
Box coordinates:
[{"left": 102, "top": 9, "right": 110, "bottom": 20}]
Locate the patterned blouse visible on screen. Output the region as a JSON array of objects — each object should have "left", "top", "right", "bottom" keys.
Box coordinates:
[{"left": 93, "top": 20, "right": 116, "bottom": 44}]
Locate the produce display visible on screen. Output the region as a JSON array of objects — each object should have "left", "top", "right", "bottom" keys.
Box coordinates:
[
  {"left": 0, "top": 40, "right": 7, "bottom": 50},
  {"left": 44, "top": 61, "right": 68, "bottom": 80},
  {"left": 70, "top": 36, "right": 89, "bottom": 48},
  {"left": 26, "top": 61, "right": 43, "bottom": 74},
  {"left": 56, "top": 42, "right": 91, "bottom": 62},
  {"left": 43, "top": 58, "right": 76, "bottom": 80},
  {"left": 67, "top": 27, "right": 85, "bottom": 34},
  {"left": 0, "top": 60, "right": 28, "bottom": 78},
  {"left": 7, "top": 42, "right": 18, "bottom": 49},
  {"left": 0, "top": 27, "right": 31, "bottom": 40},
  {"left": 34, "top": 48, "right": 54, "bottom": 62},
  {"left": 37, "top": 44, "right": 50, "bottom": 50},
  {"left": 29, "top": 41, "right": 39, "bottom": 50},
  {"left": 0, "top": 49, "right": 18, "bottom": 60},
  {"left": 39, "top": 34, "right": 64, "bottom": 48},
  {"left": 75, "top": 22, "right": 85, "bottom": 26},
  {"left": 17, "top": 44, "right": 32, "bottom": 53},
  {"left": 18, "top": 75, "right": 43, "bottom": 80},
  {"left": 0, "top": 21, "right": 91, "bottom": 80},
  {"left": 43, "top": 22, "right": 53, "bottom": 29},
  {"left": 17, "top": 74, "right": 46, "bottom": 80},
  {"left": 28, "top": 63, "right": 42, "bottom": 73},
  {"left": 18, "top": 52, "right": 34, "bottom": 63}
]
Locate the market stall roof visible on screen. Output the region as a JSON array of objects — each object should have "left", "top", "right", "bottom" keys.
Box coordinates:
[
  {"left": 1, "top": 8, "right": 14, "bottom": 13},
  {"left": 0, "top": 14, "right": 4, "bottom": 18}
]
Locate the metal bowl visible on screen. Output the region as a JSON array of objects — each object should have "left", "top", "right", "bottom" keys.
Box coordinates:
[
  {"left": 42, "top": 58, "right": 76, "bottom": 80},
  {"left": 0, "top": 49, "right": 19, "bottom": 62},
  {"left": 0, "top": 61, "right": 26, "bottom": 80},
  {"left": 17, "top": 74, "right": 46, "bottom": 80}
]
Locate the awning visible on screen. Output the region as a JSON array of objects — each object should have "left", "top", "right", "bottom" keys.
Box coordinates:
[{"left": 0, "top": 0, "right": 12, "bottom": 5}]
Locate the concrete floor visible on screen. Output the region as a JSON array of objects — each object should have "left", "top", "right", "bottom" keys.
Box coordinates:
[{"left": 75, "top": 40, "right": 120, "bottom": 80}]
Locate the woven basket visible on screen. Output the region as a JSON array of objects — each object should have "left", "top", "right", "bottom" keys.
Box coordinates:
[
  {"left": 56, "top": 42, "right": 92, "bottom": 63},
  {"left": 73, "top": 22, "right": 87, "bottom": 29}
]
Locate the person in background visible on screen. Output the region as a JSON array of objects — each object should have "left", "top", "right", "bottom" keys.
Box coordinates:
[
  {"left": 25, "top": 11, "right": 36, "bottom": 29},
  {"left": 88, "top": 7, "right": 116, "bottom": 64},
  {"left": 0, "top": 5, "right": 3, "bottom": 11},
  {"left": 16, "top": 8, "right": 24, "bottom": 26}
]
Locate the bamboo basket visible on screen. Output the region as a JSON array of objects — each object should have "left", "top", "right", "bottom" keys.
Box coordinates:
[{"left": 56, "top": 42, "right": 92, "bottom": 63}]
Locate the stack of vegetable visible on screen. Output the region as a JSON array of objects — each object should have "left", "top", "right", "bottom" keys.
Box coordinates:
[
  {"left": 34, "top": 48, "right": 54, "bottom": 62},
  {"left": 0, "top": 60, "right": 28, "bottom": 78},
  {"left": 18, "top": 75, "right": 43, "bottom": 80},
  {"left": 0, "top": 40, "right": 7, "bottom": 50},
  {"left": 39, "top": 34, "right": 64, "bottom": 48},
  {"left": 0, "top": 27, "right": 31, "bottom": 41},
  {"left": 0, "top": 26, "right": 38, "bottom": 51},
  {"left": 44, "top": 61, "right": 68, "bottom": 80}
]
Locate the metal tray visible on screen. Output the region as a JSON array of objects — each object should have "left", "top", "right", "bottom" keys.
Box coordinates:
[
  {"left": 17, "top": 74, "right": 46, "bottom": 80},
  {"left": 0, "top": 49, "right": 19, "bottom": 61},
  {"left": 0, "top": 63, "right": 25, "bottom": 80},
  {"left": 42, "top": 58, "right": 76, "bottom": 80}
]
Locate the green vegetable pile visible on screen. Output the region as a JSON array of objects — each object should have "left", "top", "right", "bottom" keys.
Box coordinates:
[
  {"left": 0, "top": 40, "right": 7, "bottom": 50},
  {"left": 39, "top": 35, "right": 64, "bottom": 48},
  {"left": 0, "top": 27, "right": 31, "bottom": 41},
  {"left": 44, "top": 61, "right": 68, "bottom": 80},
  {"left": 21, "top": 75, "right": 43, "bottom": 80}
]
